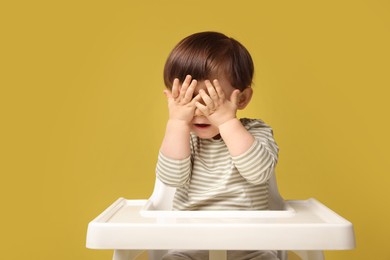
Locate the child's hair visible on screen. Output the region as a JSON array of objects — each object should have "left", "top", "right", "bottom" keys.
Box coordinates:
[{"left": 163, "top": 31, "right": 254, "bottom": 91}]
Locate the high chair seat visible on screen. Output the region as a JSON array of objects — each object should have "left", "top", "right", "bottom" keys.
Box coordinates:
[{"left": 86, "top": 174, "right": 355, "bottom": 260}]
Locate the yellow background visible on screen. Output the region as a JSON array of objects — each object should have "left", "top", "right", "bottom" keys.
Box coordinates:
[{"left": 1, "top": 0, "right": 389, "bottom": 259}]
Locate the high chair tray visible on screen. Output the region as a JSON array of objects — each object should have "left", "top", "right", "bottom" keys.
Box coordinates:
[{"left": 86, "top": 198, "right": 355, "bottom": 251}]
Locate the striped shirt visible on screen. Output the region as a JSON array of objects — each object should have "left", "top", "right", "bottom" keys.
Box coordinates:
[{"left": 156, "top": 118, "right": 279, "bottom": 211}]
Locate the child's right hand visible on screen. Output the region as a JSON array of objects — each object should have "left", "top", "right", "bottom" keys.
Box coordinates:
[{"left": 164, "top": 75, "right": 200, "bottom": 124}]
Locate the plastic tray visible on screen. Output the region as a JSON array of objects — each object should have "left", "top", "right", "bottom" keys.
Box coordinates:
[{"left": 86, "top": 198, "right": 355, "bottom": 251}]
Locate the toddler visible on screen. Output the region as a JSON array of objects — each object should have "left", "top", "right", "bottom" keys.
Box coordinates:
[{"left": 156, "top": 31, "right": 279, "bottom": 260}]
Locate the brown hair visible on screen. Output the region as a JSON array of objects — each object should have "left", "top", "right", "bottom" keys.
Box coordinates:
[{"left": 163, "top": 31, "right": 254, "bottom": 91}]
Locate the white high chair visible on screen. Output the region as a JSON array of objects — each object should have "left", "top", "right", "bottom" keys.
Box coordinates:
[{"left": 86, "top": 174, "right": 355, "bottom": 260}]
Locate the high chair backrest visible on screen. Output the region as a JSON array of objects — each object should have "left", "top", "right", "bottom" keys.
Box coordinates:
[{"left": 147, "top": 173, "right": 285, "bottom": 211}]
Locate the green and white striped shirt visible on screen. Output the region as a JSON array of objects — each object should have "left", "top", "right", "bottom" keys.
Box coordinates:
[{"left": 156, "top": 118, "right": 278, "bottom": 211}]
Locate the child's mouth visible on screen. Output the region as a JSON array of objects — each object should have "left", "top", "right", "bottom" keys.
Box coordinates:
[{"left": 194, "top": 124, "right": 210, "bottom": 128}]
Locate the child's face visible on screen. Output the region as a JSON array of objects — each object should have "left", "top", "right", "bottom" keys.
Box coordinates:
[{"left": 190, "top": 75, "right": 237, "bottom": 139}]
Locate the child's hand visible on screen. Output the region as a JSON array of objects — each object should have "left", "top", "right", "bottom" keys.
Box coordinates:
[
  {"left": 164, "top": 75, "right": 200, "bottom": 124},
  {"left": 195, "top": 79, "right": 240, "bottom": 127}
]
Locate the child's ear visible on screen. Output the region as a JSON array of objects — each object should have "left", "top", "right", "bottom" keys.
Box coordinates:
[{"left": 237, "top": 87, "right": 253, "bottom": 110}]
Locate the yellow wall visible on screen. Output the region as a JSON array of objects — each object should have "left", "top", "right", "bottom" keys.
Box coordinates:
[{"left": 1, "top": 1, "right": 389, "bottom": 259}]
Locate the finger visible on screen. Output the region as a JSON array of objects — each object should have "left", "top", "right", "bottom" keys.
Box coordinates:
[
  {"left": 199, "top": 89, "right": 215, "bottom": 109},
  {"left": 171, "top": 78, "right": 180, "bottom": 98},
  {"left": 194, "top": 107, "right": 203, "bottom": 117},
  {"left": 230, "top": 89, "right": 241, "bottom": 106},
  {"left": 205, "top": 80, "right": 218, "bottom": 101},
  {"left": 190, "top": 93, "right": 202, "bottom": 105},
  {"left": 195, "top": 101, "right": 210, "bottom": 116},
  {"left": 183, "top": 79, "right": 197, "bottom": 103},
  {"left": 179, "top": 75, "right": 192, "bottom": 99},
  {"left": 213, "top": 79, "right": 225, "bottom": 100}
]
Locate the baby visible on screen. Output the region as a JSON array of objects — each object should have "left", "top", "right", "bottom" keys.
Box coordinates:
[{"left": 156, "top": 31, "right": 279, "bottom": 260}]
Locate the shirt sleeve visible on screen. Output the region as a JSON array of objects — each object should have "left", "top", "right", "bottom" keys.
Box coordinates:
[
  {"left": 156, "top": 151, "right": 192, "bottom": 187},
  {"left": 232, "top": 119, "right": 279, "bottom": 185}
]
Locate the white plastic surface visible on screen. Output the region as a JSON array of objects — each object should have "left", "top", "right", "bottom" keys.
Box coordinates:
[
  {"left": 141, "top": 200, "right": 295, "bottom": 218},
  {"left": 86, "top": 197, "right": 355, "bottom": 251}
]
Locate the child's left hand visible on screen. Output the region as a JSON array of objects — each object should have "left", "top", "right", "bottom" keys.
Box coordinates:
[{"left": 195, "top": 79, "right": 240, "bottom": 127}]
